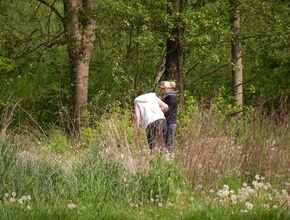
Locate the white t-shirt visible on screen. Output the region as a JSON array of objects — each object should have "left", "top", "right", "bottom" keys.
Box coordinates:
[{"left": 134, "top": 93, "right": 166, "bottom": 129}]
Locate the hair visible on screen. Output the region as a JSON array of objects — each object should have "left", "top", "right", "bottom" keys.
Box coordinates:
[
  {"left": 160, "top": 80, "right": 176, "bottom": 89},
  {"left": 137, "top": 90, "right": 145, "bottom": 96},
  {"left": 169, "top": 81, "right": 176, "bottom": 89}
]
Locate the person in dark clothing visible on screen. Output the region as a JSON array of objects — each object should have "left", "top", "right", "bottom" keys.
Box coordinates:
[{"left": 160, "top": 81, "right": 178, "bottom": 156}]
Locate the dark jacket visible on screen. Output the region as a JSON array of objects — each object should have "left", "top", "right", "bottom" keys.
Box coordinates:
[{"left": 162, "top": 91, "right": 177, "bottom": 124}]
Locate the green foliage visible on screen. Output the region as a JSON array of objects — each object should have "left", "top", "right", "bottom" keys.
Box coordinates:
[
  {"left": 67, "top": 154, "right": 126, "bottom": 206},
  {"left": 217, "top": 173, "right": 244, "bottom": 191},
  {"left": 129, "top": 157, "right": 189, "bottom": 205},
  {"left": 0, "top": 56, "right": 14, "bottom": 73},
  {"left": 0, "top": 0, "right": 289, "bottom": 127},
  {"left": 79, "top": 127, "right": 103, "bottom": 148},
  {"left": 45, "top": 128, "right": 72, "bottom": 153},
  {"left": 0, "top": 141, "right": 18, "bottom": 178}
]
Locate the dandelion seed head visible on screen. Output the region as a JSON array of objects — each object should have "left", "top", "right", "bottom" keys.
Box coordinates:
[
  {"left": 67, "top": 201, "right": 77, "bottom": 209},
  {"left": 223, "top": 185, "right": 229, "bottom": 190},
  {"left": 245, "top": 202, "right": 253, "bottom": 210},
  {"left": 18, "top": 199, "right": 23, "bottom": 204},
  {"left": 230, "top": 194, "right": 237, "bottom": 204},
  {"left": 9, "top": 198, "right": 16, "bottom": 203},
  {"left": 281, "top": 189, "right": 288, "bottom": 197},
  {"left": 262, "top": 204, "right": 269, "bottom": 209}
]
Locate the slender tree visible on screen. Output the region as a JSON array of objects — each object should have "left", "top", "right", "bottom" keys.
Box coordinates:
[
  {"left": 63, "top": 0, "right": 96, "bottom": 136},
  {"left": 38, "top": 0, "right": 96, "bottom": 135},
  {"left": 164, "top": 0, "right": 186, "bottom": 108},
  {"left": 229, "top": 0, "right": 243, "bottom": 108}
]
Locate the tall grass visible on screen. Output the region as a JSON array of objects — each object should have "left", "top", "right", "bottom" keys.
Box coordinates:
[
  {"left": 175, "top": 106, "right": 290, "bottom": 188},
  {"left": 0, "top": 103, "right": 289, "bottom": 219}
]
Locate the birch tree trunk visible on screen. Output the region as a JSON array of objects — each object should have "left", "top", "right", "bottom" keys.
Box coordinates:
[
  {"left": 229, "top": 0, "right": 243, "bottom": 108},
  {"left": 63, "top": 0, "right": 96, "bottom": 136}
]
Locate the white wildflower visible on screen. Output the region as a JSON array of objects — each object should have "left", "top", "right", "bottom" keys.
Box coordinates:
[
  {"left": 272, "top": 205, "right": 278, "bottom": 209},
  {"left": 217, "top": 188, "right": 229, "bottom": 198},
  {"left": 20, "top": 196, "right": 28, "bottom": 202},
  {"left": 67, "top": 201, "right": 77, "bottom": 209},
  {"left": 9, "top": 198, "right": 16, "bottom": 203},
  {"left": 267, "top": 193, "right": 273, "bottom": 201},
  {"left": 281, "top": 189, "right": 288, "bottom": 197},
  {"left": 262, "top": 204, "right": 269, "bottom": 209},
  {"left": 219, "top": 199, "right": 224, "bottom": 205},
  {"left": 245, "top": 202, "right": 253, "bottom": 210},
  {"left": 255, "top": 175, "right": 260, "bottom": 180},
  {"left": 248, "top": 187, "right": 256, "bottom": 196},
  {"left": 11, "top": 192, "right": 16, "bottom": 197},
  {"left": 252, "top": 181, "right": 263, "bottom": 189},
  {"left": 265, "top": 182, "right": 272, "bottom": 190},
  {"left": 26, "top": 205, "right": 32, "bottom": 210},
  {"left": 18, "top": 199, "right": 23, "bottom": 204},
  {"left": 262, "top": 183, "right": 269, "bottom": 190},
  {"left": 230, "top": 194, "right": 237, "bottom": 204}
]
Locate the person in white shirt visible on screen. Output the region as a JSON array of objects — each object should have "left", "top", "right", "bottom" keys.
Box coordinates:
[{"left": 134, "top": 91, "right": 168, "bottom": 153}]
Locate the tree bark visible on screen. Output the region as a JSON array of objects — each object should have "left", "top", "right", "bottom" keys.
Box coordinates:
[
  {"left": 63, "top": 0, "right": 96, "bottom": 136},
  {"left": 229, "top": 0, "right": 243, "bottom": 108},
  {"left": 164, "top": 0, "right": 185, "bottom": 108}
]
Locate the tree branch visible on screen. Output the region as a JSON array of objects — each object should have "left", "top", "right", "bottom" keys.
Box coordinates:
[{"left": 37, "top": 0, "right": 64, "bottom": 24}]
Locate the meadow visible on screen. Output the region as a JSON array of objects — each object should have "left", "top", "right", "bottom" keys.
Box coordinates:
[{"left": 0, "top": 104, "right": 289, "bottom": 219}]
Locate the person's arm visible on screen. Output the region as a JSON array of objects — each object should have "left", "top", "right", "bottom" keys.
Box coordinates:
[
  {"left": 157, "top": 98, "right": 168, "bottom": 112},
  {"left": 134, "top": 104, "right": 141, "bottom": 136}
]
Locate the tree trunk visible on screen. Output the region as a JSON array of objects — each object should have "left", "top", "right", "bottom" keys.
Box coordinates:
[
  {"left": 229, "top": 0, "right": 243, "bottom": 108},
  {"left": 164, "top": 0, "right": 185, "bottom": 108},
  {"left": 63, "top": 0, "right": 96, "bottom": 136}
]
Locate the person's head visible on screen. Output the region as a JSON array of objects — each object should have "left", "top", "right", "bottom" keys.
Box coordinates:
[
  {"left": 137, "top": 90, "right": 145, "bottom": 96},
  {"left": 160, "top": 81, "right": 176, "bottom": 95}
]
